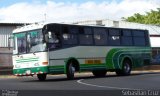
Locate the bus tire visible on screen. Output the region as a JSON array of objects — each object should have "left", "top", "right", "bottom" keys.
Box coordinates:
[
  {"left": 37, "top": 74, "right": 47, "bottom": 81},
  {"left": 116, "top": 59, "right": 132, "bottom": 76},
  {"left": 92, "top": 70, "right": 107, "bottom": 77},
  {"left": 66, "top": 62, "right": 75, "bottom": 80}
]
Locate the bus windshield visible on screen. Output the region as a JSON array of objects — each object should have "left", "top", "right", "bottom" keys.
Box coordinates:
[{"left": 13, "top": 29, "right": 46, "bottom": 54}]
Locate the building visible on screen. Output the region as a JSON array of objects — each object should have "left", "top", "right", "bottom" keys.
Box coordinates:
[{"left": 0, "top": 23, "right": 26, "bottom": 67}]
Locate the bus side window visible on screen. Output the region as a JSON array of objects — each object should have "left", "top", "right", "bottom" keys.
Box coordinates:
[
  {"left": 48, "top": 32, "right": 59, "bottom": 43},
  {"left": 121, "top": 30, "right": 133, "bottom": 46},
  {"left": 133, "top": 30, "right": 145, "bottom": 46},
  {"left": 79, "top": 27, "right": 93, "bottom": 45},
  {"left": 62, "top": 26, "right": 78, "bottom": 45},
  {"left": 93, "top": 28, "right": 108, "bottom": 45},
  {"left": 108, "top": 29, "right": 120, "bottom": 46},
  {"left": 45, "top": 31, "right": 61, "bottom": 50}
]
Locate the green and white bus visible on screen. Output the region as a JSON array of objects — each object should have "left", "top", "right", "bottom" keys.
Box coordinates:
[{"left": 11, "top": 23, "right": 151, "bottom": 81}]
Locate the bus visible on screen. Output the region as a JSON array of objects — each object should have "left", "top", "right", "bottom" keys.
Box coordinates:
[{"left": 11, "top": 23, "right": 151, "bottom": 81}]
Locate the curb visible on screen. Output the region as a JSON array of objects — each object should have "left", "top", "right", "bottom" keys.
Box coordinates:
[
  {"left": 0, "top": 69, "right": 13, "bottom": 75},
  {"left": 0, "top": 75, "right": 16, "bottom": 79}
]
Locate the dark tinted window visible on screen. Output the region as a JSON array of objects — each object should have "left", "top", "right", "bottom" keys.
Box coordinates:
[
  {"left": 63, "top": 34, "right": 78, "bottom": 44},
  {"left": 84, "top": 27, "right": 92, "bottom": 34},
  {"left": 69, "top": 26, "right": 79, "bottom": 34},
  {"left": 62, "top": 26, "right": 78, "bottom": 45},
  {"left": 121, "top": 37, "right": 133, "bottom": 46},
  {"left": 79, "top": 27, "right": 93, "bottom": 45},
  {"left": 61, "top": 25, "right": 149, "bottom": 47},
  {"left": 108, "top": 29, "right": 120, "bottom": 45},
  {"left": 93, "top": 28, "right": 107, "bottom": 45},
  {"left": 108, "top": 36, "right": 120, "bottom": 45},
  {"left": 122, "top": 30, "right": 132, "bottom": 36},
  {"left": 133, "top": 37, "right": 145, "bottom": 46},
  {"left": 79, "top": 35, "right": 93, "bottom": 45},
  {"left": 121, "top": 30, "right": 133, "bottom": 46},
  {"left": 109, "top": 29, "right": 120, "bottom": 35},
  {"left": 79, "top": 27, "right": 92, "bottom": 34},
  {"left": 132, "top": 30, "right": 146, "bottom": 46},
  {"left": 133, "top": 30, "right": 145, "bottom": 36},
  {"left": 62, "top": 26, "right": 69, "bottom": 34}
]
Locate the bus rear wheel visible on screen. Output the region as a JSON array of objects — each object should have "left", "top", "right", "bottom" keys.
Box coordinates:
[
  {"left": 116, "top": 59, "right": 132, "bottom": 76},
  {"left": 37, "top": 74, "right": 47, "bottom": 81},
  {"left": 92, "top": 70, "right": 107, "bottom": 77},
  {"left": 66, "top": 62, "right": 75, "bottom": 80}
]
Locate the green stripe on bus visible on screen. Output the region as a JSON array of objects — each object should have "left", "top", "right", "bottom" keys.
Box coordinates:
[
  {"left": 16, "top": 60, "right": 39, "bottom": 63},
  {"left": 16, "top": 58, "right": 39, "bottom": 63},
  {"left": 106, "top": 47, "right": 151, "bottom": 70},
  {"left": 16, "top": 57, "right": 38, "bottom": 61},
  {"left": 106, "top": 48, "right": 119, "bottom": 69}
]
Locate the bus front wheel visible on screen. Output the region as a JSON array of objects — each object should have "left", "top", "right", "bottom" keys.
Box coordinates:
[
  {"left": 66, "top": 62, "right": 75, "bottom": 80},
  {"left": 92, "top": 70, "right": 107, "bottom": 77},
  {"left": 116, "top": 59, "right": 132, "bottom": 76},
  {"left": 37, "top": 74, "right": 47, "bottom": 81}
]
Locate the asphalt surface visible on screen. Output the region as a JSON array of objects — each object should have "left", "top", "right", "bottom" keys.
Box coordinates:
[{"left": 0, "top": 72, "right": 160, "bottom": 96}]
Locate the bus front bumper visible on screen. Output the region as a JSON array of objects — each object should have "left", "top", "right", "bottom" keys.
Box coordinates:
[{"left": 13, "top": 66, "right": 49, "bottom": 76}]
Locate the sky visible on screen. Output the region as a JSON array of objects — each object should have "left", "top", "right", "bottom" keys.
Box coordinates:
[{"left": 0, "top": 0, "right": 159, "bottom": 23}]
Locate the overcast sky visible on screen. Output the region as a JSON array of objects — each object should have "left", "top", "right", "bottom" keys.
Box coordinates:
[{"left": 0, "top": 0, "right": 159, "bottom": 23}]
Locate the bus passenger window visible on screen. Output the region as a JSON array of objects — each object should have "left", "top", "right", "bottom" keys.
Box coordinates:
[
  {"left": 108, "top": 29, "right": 121, "bottom": 46},
  {"left": 79, "top": 34, "right": 93, "bottom": 45},
  {"left": 46, "top": 31, "right": 61, "bottom": 49},
  {"left": 79, "top": 27, "right": 93, "bottom": 45},
  {"left": 63, "top": 34, "right": 69, "bottom": 40},
  {"left": 62, "top": 34, "right": 78, "bottom": 45},
  {"left": 121, "top": 30, "right": 133, "bottom": 46},
  {"left": 93, "top": 28, "right": 107, "bottom": 45},
  {"left": 45, "top": 32, "right": 59, "bottom": 43}
]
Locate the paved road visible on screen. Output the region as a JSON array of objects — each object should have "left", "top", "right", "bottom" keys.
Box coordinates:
[{"left": 0, "top": 72, "right": 160, "bottom": 96}]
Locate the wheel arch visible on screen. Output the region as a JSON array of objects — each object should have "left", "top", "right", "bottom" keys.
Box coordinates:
[
  {"left": 64, "top": 57, "right": 80, "bottom": 74},
  {"left": 119, "top": 56, "right": 133, "bottom": 70}
]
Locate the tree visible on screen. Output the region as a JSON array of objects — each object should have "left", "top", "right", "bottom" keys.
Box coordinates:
[{"left": 122, "top": 8, "right": 160, "bottom": 25}]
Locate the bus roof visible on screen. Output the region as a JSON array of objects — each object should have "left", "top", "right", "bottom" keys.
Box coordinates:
[
  {"left": 13, "top": 23, "right": 46, "bottom": 33},
  {"left": 13, "top": 23, "right": 148, "bottom": 33},
  {"left": 46, "top": 23, "right": 148, "bottom": 31}
]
